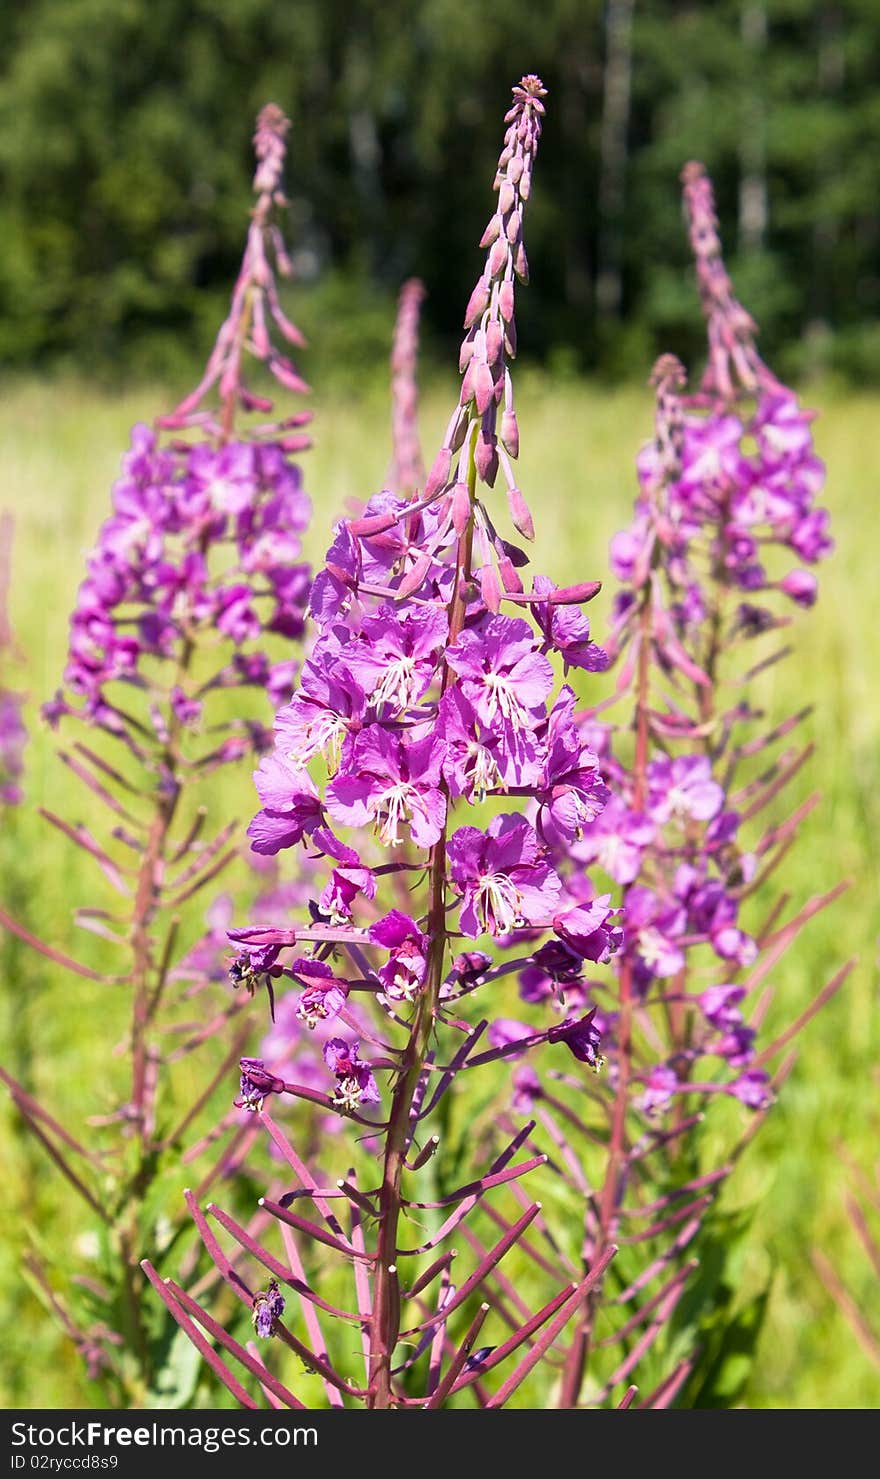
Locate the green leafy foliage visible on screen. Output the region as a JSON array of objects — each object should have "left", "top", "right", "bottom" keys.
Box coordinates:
[{"left": 2, "top": 2, "right": 879, "bottom": 379}]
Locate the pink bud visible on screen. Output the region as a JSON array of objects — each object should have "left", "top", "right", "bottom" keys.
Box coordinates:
[
  {"left": 514, "top": 241, "right": 529, "bottom": 284},
  {"left": 499, "top": 280, "right": 515, "bottom": 323},
  {"left": 548, "top": 581, "right": 602, "bottom": 605},
  {"left": 348, "top": 511, "right": 402, "bottom": 538},
  {"left": 479, "top": 562, "right": 502, "bottom": 613},
  {"left": 506, "top": 485, "right": 534, "bottom": 541},
  {"left": 425, "top": 447, "right": 453, "bottom": 498},
  {"left": 479, "top": 215, "right": 501, "bottom": 248},
  {"left": 278, "top": 433, "right": 312, "bottom": 454},
  {"left": 459, "top": 332, "right": 476, "bottom": 373},
  {"left": 507, "top": 155, "right": 524, "bottom": 185},
  {"left": 485, "top": 319, "right": 504, "bottom": 367},
  {"left": 460, "top": 358, "right": 477, "bottom": 408},
  {"left": 473, "top": 360, "right": 496, "bottom": 415},
  {"left": 498, "top": 179, "right": 516, "bottom": 216},
  {"left": 397, "top": 551, "right": 433, "bottom": 599},
  {"left": 270, "top": 356, "right": 310, "bottom": 394},
  {"left": 463, "top": 279, "right": 490, "bottom": 329},
  {"left": 779, "top": 569, "right": 818, "bottom": 607},
  {"left": 451, "top": 481, "right": 472, "bottom": 536},
  {"left": 500, "top": 408, "right": 519, "bottom": 458},
  {"left": 488, "top": 237, "right": 509, "bottom": 279},
  {"left": 505, "top": 209, "right": 522, "bottom": 245},
  {"left": 497, "top": 554, "right": 524, "bottom": 594}
]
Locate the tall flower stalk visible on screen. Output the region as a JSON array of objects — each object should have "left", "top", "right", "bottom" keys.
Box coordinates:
[
  {"left": 0, "top": 513, "right": 27, "bottom": 807},
  {"left": 146, "top": 75, "right": 646, "bottom": 1411},
  {"left": 0, "top": 105, "right": 314, "bottom": 1402},
  {"left": 499, "top": 163, "right": 850, "bottom": 1408},
  {"left": 387, "top": 278, "right": 427, "bottom": 499}
]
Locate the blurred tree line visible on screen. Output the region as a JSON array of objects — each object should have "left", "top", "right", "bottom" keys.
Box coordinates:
[{"left": 1, "top": 0, "right": 878, "bottom": 382}]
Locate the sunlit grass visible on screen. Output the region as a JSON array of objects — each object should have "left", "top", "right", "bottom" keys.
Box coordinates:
[{"left": 1, "top": 370, "right": 877, "bottom": 1407}]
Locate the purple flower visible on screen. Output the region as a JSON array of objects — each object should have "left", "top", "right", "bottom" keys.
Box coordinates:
[
  {"left": 291, "top": 958, "right": 349, "bottom": 1029},
  {"left": 0, "top": 691, "right": 27, "bottom": 805},
  {"left": 369, "top": 911, "right": 430, "bottom": 1001},
  {"left": 511, "top": 1064, "right": 542, "bottom": 1114},
  {"left": 547, "top": 1007, "right": 603, "bottom": 1069},
  {"left": 789, "top": 508, "right": 833, "bottom": 563},
  {"left": 728, "top": 1068, "right": 772, "bottom": 1110},
  {"left": 323, "top": 1038, "right": 381, "bottom": 1111},
  {"left": 534, "top": 687, "right": 610, "bottom": 845},
  {"left": 234, "top": 1058, "right": 287, "bottom": 1112},
  {"left": 553, "top": 897, "right": 620, "bottom": 966},
  {"left": 530, "top": 577, "right": 609, "bottom": 672},
  {"left": 342, "top": 604, "right": 448, "bottom": 715},
  {"left": 572, "top": 798, "right": 655, "bottom": 886},
  {"left": 439, "top": 686, "right": 540, "bottom": 802},
  {"left": 624, "top": 888, "right": 686, "bottom": 981},
  {"left": 487, "top": 1019, "right": 536, "bottom": 1051},
  {"left": 247, "top": 757, "right": 327, "bottom": 856},
  {"left": 646, "top": 754, "right": 723, "bottom": 826},
  {"left": 252, "top": 1279, "right": 285, "bottom": 1339},
  {"left": 637, "top": 1064, "right": 679, "bottom": 1118},
  {"left": 326, "top": 727, "right": 446, "bottom": 848},
  {"left": 446, "top": 614, "right": 553, "bottom": 732},
  {"left": 448, "top": 814, "right": 562, "bottom": 938},
  {"left": 698, "top": 984, "right": 746, "bottom": 1029},
  {"left": 318, "top": 864, "right": 376, "bottom": 923},
  {"left": 275, "top": 649, "right": 366, "bottom": 771},
  {"left": 518, "top": 937, "right": 584, "bottom": 1002}
]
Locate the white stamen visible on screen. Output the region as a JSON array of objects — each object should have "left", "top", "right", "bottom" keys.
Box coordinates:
[
  {"left": 638, "top": 927, "right": 668, "bottom": 970},
  {"left": 287, "top": 709, "right": 346, "bottom": 771},
  {"left": 468, "top": 740, "right": 502, "bottom": 802},
  {"left": 477, "top": 872, "right": 524, "bottom": 935},
  {"left": 373, "top": 654, "right": 419, "bottom": 712},
  {"left": 375, "top": 781, "right": 415, "bottom": 847},
  {"left": 483, "top": 672, "right": 530, "bottom": 731}
]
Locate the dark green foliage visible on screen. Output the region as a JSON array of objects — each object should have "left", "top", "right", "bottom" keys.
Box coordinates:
[{"left": 1, "top": 1, "right": 879, "bottom": 380}]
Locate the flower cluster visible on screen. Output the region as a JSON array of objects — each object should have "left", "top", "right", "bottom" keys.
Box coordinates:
[
  {"left": 156, "top": 78, "right": 670, "bottom": 1413},
  {"left": 491, "top": 165, "right": 847, "bottom": 1409},
  {"left": 0, "top": 514, "right": 27, "bottom": 805},
  {"left": 0, "top": 105, "right": 319, "bottom": 1406},
  {"left": 241, "top": 75, "right": 615, "bottom": 1115},
  {"left": 46, "top": 103, "right": 313, "bottom": 752}
]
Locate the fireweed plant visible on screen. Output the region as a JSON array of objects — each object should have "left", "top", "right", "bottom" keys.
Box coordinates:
[
  {"left": 387, "top": 279, "right": 427, "bottom": 501},
  {"left": 142, "top": 75, "right": 649, "bottom": 1411},
  {"left": 0, "top": 513, "right": 27, "bottom": 807},
  {"left": 488, "top": 163, "right": 851, "bottom": 1407},
  {"left": 0, "top": 105, "right": 316, "bottom": 1401}
]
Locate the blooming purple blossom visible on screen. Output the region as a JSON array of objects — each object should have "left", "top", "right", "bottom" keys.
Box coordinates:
[
  {"left": 325, "top": 728, "right": 446, "bottom": 849},
  {"left": 322, "top": 1039, "right": 380, "bottom": 1111},
  {"left": 369, "top": 912, "right": 430, "bottom": 1001},
  {"left": 234, "top": 1058, "right": 287, "bottom": 1112},
  {"left": 252, "top": 1280, "right": 285, "bottom": 1339},
  {"left": 448, "top": 815, "right": 562, "bottom": 938},
  {"left": 547, "top": 1008, "right": 603, "bottom": 1069},
  {"left": 446, "top": 615, "right": 553, "bottom": 733},
  {"left": 290, "top": 958, "right": 349, "bottom": 1029}
]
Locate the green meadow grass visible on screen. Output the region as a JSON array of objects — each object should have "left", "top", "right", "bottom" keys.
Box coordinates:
[{"left": 0, "top": 371, "right": 878, "bottom": 1408}]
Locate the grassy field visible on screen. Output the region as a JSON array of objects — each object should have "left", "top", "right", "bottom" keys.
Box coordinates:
[{"left": 1, "top": 370, "right": 878, "bottom": 1408}]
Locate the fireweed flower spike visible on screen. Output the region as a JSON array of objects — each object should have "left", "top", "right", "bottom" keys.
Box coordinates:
[
  {"left": 0, "top": 105, "right": 316, "bottom": 1402},
  {"left": 158, "top": 76, "right": 645, "bottom": 1410},
  {"left": 388, "top": 278, "right": 427, "bottom": 499},
  {"left": 0, "top": 515, "right": 27, "bottom": 806},
  {"left": 519, "top": 174, "right": 850, "bottom": 1407}
]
